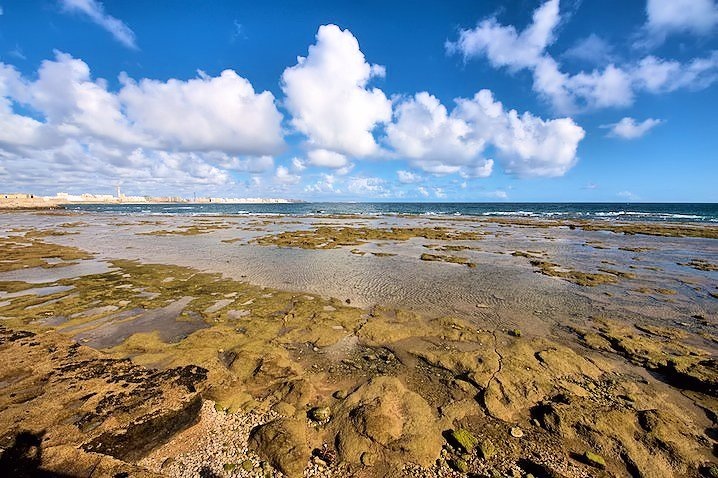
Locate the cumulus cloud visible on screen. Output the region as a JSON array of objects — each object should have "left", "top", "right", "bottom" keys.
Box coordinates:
[
  {"left": 119, "top": 70, "right": 284, "bottom": 155},
  {"left": 397, "top": 170, "right": 423, "bottom": 183},
  {"left": 60, "top": 0, "right": 138, "bottom": 49},
  {"left": 602, "top": 117, "right": 663, "bottom": 139},
  {"left": 347, "top": 176, "right": 386, "bottom": 195},
  {"left": 0, "top": 51, "right": 285, "bottom": 194},
  {"left": 275, "top": 165, "right": 301, "bottom": 184},
  {"left": 642, "top": 0, "right": 718, "bottom": 45},
  {"left": 307, "top": 148, "right": 349, "bottom": 169},
  {"left": 304, "top": 173, "right": 339, "bottom": 194},
  {"left": 447, "top": 0, "right": 718, "bottom": 112},
  {"left": 387, "top": 89, "right": 584, "bottom": 178},
  {"left": 386, "top": 92, "right": 489, "bottom": 175},
  {"left": 281, "top": 24, "right": 392, "bottom": 159}
]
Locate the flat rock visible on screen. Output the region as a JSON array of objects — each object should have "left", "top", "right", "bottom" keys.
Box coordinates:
[{"left": 0, "top": 326, "right": 207, "bottom": 476}]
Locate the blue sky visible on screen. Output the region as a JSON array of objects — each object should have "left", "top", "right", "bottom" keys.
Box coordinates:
[{"left": 0, "top": 0, "right": 716, "bottom": 201}]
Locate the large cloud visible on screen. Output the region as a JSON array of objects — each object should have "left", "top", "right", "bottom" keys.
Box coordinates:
[
  {"left": 281, "top": 24, "right": 392, "bottom": 158},
  {"left": 0, "top": 52, "right": 285, "bottom": 194},
  {"left": 119, "top": 70, "right": 284, "bottom": 155},
  {"left": 387, "top": 90, "right": 584, "bottom": 178},
  {"left": 643, "top": 0, "right": 718, "bottom": 45},
  {"left": 447, "top": 0, "right": 718, "bottom": 113}
]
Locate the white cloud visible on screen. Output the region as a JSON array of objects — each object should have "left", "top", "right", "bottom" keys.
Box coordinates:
[
  {"left": 386, "top": 92, "right": 490, "bottom": 175},
  {"left": 346, "top": 176, "right": 386, "bottom": 195},
  {"left": 447, "top": 0, "right": 718, "bottom": 112},
  {"left": 397, "top": 170, "right": 423, "bottom": 183},
  {"left": 214, "top": 155, "right": 274, "bottom": 173},
  {"left": 447, "top": 0, "right": 560, "bottom": 71},
  {"left": 602, "top": 117, "right": 663, "bottom": 139},
  {"left": 281, "top": 24, "right": 392, "bottom": 157},
  {"left": 388, "top": 89, "right": 584, "bottom": 178},
  {"left": 291, "top": 157, "right": 306, "bottom": 171},
  {"left": 433, "top": 187, "right": 446, "bottom": 199},
  {"left": 482, "top": 189, "right": 508, "bottom": 199},
  {"left": 304, "top": 173, "right": 340, "bottom": 194},
  {"left": 119, "top": 69, "right": 284, "bottom": 155},
  {"left": 643, "top": 0, "right": 718, "bottom": 45},
  {"left": 417, "top": 186, "right": 429, "bottom": 197},
  {"left": 275, "top": 165, "right": 301, "bottom": 184},
  {"left": 0, "top": 52, "right": 285, "bottom": 194},
  {"left": 60, "top": 0, "right": 137, "bottom": 49},
  {"left": 307, "top": 148, "right": 349, "bottom": 169}
]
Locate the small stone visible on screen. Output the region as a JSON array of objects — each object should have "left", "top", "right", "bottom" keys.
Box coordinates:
[
  {"left": 241, "top": 460, "right": 254, "bottom": 471},
  {"left": 160, "top": 457, "right": 175, "bottom": 469},
  {"left": 583, "top": 450, "right": 607, "bottom": 469},
  {"left": 478, "top": 439, "right": 496, "bottom": 460},
  {"left": 508, "top": 328, "right": 522, "bottom": 337},
  {"left": 309, "top": 406, "right": 331, "bottom": 422},
  {"left": 448, "top": 428, "right": 478, "bottom": 453},
  {"left": 223, "top": 463, "right": 236, "bottom": 472},
  {"left": 332, "top": 390, "right": 347, "bottom": 400},
  {"left": 510, "top": 426, "right": 524, "bottom": 438},
  {"left": 214, "top": 402, "right": 226, "bottom": 413},
  {"left": 312, "top": 456, "right": 327, "bottom": 467},
  {"left": 360, "top": 451, "right": 376, "bottom": 466}
]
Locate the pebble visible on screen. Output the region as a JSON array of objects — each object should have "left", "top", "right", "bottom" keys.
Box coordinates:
[{"left": 510, "top": 426, "right": 524, "bottom": 438}]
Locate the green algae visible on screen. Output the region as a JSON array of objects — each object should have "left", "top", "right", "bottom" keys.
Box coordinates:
[
  {"left": 0, "top": 235, "right": 93, "bottom": 273},
  {"left": 420, "top": 253, "right": 475, "bottom": 268},
  {"left": 529, "top": 260, "right": 618, "bottom": 286},
  {"left": 139, "top": 223, "right": 231, "bottom": 236},
  {"left": 252, "top": 226, "right": 485, "bottom": 250}
]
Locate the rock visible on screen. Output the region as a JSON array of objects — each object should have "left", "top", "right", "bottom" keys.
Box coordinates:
[
  {"left": 637, "top": 409, "right": 659, "bottom": 432},
  {"left": 332, "top": 376, "right": 442, "bottom": 468},
  {"left": 309, "top": 406, "right": 332, "bottom": 423},
  {"left": 248, "top": 418, "right": 310, "bottom": 478},
  {"left": 223, "top": 463, "right": 236, "bottom": 472},
  {"left": 510, "top": 426, "right": 524, "bottom": 438},
  {"left": 450, "top": 457, "right": 469, "bottom": 473},
  {"left": 0, "top": 326, "right": 206, "bottom": 473},
  {"left": 478, "top": 439, "right": 496, "bottom": 460},
  {"left": 333, "top": 390, "right": 347, "bottom": 400},
  {"left": 583, "top": 450, "right": 606, "bottom": 469},
  {"left": 241, "top": 459, "right": 254, "bottom": 471},
  {"left": 448, "top": 428, "right": 478, "bottom": 453}
]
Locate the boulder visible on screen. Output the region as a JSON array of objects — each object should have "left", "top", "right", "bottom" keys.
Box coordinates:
[
  {"left": 331, "top": 376, "right": 442, "bottom": 468},
  {"left": 248, "top": 418, "right": 309, "bottom": 477}
]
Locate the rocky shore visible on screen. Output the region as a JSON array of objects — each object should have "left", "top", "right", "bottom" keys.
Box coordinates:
[{"left": 0, "top": 213, "right": 716, "bottom": 477}]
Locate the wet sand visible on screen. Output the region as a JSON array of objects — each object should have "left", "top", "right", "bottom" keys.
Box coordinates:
[{"left": 0, "top": 211, "right": 717, "bottom": 477}]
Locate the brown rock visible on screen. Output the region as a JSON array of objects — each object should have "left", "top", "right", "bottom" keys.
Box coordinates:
[
  {"left": 332, "top": 376, "right": 442, "bottom": 468},
  {"left": 0, "top": 326, "right": 206, "bottom": 474},
  {"left": 248, "top": 418, "right": 309, "bottom": 477}
]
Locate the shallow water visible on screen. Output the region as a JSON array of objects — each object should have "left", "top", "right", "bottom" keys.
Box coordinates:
[{"left": 1, "top": 211, "right": 715, "bottom": 340}]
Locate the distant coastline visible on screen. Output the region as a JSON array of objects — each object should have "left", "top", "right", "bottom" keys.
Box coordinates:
[{"left": 0, "top": 192, "right": 305, "bottom": 210}]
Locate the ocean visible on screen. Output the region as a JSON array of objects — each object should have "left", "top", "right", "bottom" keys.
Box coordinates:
[{"left": 63, "top": 202, "right": 718, "bottom": 223}]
